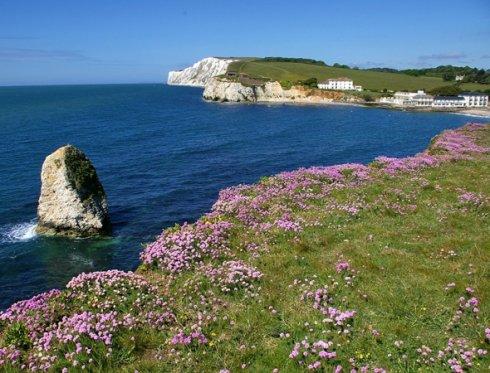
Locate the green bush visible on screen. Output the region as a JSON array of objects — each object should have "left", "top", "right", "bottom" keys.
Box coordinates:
[
  {"left": 4, "top": 322, "right": 32, "bottom": 350},
  {"left": 280, "top": 80, "right": 293, "bottom": 89},
  {"left": 296, "top": 77, "right": 317, "bottom": 88},
  {"left": 428, "top": 85, "right": 462, "bottom": 96},
  {"left": 362, "top": 93, "right": 374, "bottom": 102}
]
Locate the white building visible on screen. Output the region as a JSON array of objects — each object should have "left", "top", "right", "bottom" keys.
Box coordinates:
[
  {"left": 318, "top": 77, "right": 362, "bottom": 91},
  {"left": 455, "top": 75, "right": 464, "bottom": 81},
  {"left": 380, "top": 90, "right": 488, "bottom": 108},
  {"left": 380, "top": 90, "right": 426, "bottom": 106},
  {"left": 432, "top": 96, "right": 466, "bottom": 108},
  {"left": 459, "top": 92, "right": 489, "bottom": 107},
  {"left": 411, "top": 94, "right": 434, "bottom": 107}
]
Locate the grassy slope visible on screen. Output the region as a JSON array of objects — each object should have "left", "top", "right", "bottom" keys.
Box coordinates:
[
  {"left": 1, "top": 126, "right": 488, "bottom": 373},
  {"left": 128, "top": 126, "right": 490, "bottom": 372},
  {"left": 228, "top": 60, "right": 488, "bottom": 92}
]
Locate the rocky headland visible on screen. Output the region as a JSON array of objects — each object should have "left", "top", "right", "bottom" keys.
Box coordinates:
[
  {"left": 203, "top": 77, "right": 362, "bottom": 104},
  {"left": 167, "top": 58, "right": 489, "bottom": 117},
  {"left": 36, "top": 145, "right": 110, "bottom": 237}
]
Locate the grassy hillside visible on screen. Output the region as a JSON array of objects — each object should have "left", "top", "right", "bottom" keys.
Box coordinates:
[
  {"left": 228, "top": 60, "right": 489, "bottom": 92},
  {"left": 1, "top": 125, "right": 489, "bottom": 372}
]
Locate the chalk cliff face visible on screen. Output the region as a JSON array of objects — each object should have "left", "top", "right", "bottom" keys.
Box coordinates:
[
  {"left": 203, "top": 78, "right": 353, "bottom": 104},
  {"left": 36, "top": 145, "right": 111, "bottom": 237},
  {"left": 167, "top": 57, "right": 236, "bottom": 87}
]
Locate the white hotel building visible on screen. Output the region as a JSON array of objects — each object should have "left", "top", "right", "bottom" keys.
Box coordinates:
[
  {"left": 318, "top": 77, "right": 362, "bottom": 91},
  {"left": 460, "top": 92, "right": 489, "bottom": 107},
  {"left": 380, "top": 91, "right": 488, "bottom": 108}
]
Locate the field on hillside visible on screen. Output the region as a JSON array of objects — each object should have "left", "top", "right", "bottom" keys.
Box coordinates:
[
  {"left": 228, "top": 60, "right": 489, "bottom": 92},
  {"left": 1, "top": 124, "right": 489, "bottom": 372}
]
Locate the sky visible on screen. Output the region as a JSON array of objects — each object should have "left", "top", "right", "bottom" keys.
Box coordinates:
[{"left": 0, "top": 0, "right": 489, "bottom": 86}]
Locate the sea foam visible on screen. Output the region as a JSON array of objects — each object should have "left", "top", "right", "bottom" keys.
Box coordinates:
[{"left": 0, "top": 221, "right": 37, "bottom": 243}]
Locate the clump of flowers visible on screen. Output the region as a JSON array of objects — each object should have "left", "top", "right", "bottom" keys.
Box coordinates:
[
  {"left": 301, "top": 290, "right": 356, "bottom": 334},
  {"left": 289, "top": 338, "right": 337, "bottom": 370},
  {"left": 0, "top": 270, "right": 175, "bottom": 371},
  {"left": 431, "top": 125, "right": 489, "bottom": 155},
  {"left": 0, "top": 346, "right": 21, "bottom": 369},
  {"left": 375, "top": 154, "right": 439, "bottom": 175},
  {"left": 28, "top": 310, "right": 130, "bottom": 370},
  {"left": 66, "top": 270, "right": 175, "bottom": 328},
  {"left": 141, "top": 220, "right": 233, "bottom": 273},
  {"left": 457, "top": 188, "right": 487, "bottom": 208},
  {"left": 0, "top": 289, "right": 61, "bottom": 340},
  {"left": 202, "top": 260, "right": 262, "bottom": 294},
  {"left": 447, "top": 290, "right": 480, "bottom": 330},
  {"left": 171, "top": 330, "right": 208, "bottom": 346},
  {"left": 437, "top": 338, "right": 487, "bottom": 372},
  {"left": 275, "top": 213, "right": 302, "bottom": 232},
  {"left": 335, "top": 260, "right": 350, "bottom": 273}
]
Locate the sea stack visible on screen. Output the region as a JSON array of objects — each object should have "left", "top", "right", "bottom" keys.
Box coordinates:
[{"left": 36, "top": 145, "right": 110, "bottom": 237}]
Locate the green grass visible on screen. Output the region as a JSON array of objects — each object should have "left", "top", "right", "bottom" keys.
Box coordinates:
[{"left": 228, "top": 60, "right": 489, "bottom": 92}]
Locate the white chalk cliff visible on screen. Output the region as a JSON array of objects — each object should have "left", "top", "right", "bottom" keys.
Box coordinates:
[
  {"left": 203, "top": 78, "right": 353, "bottom": 104},
  {"left": 167, "top": 57, "right": 236, "bottom": 87}
]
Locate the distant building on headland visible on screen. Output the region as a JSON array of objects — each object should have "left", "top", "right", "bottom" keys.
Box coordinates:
[
  {"left": 380, "top": 91, "right": 488, "bottom": 108},
  {"left": 455, "top": 75, "right": 465, "bottom": 81},
  {"left": 318, "top": 77, "right": 362, "bottom": 91}
]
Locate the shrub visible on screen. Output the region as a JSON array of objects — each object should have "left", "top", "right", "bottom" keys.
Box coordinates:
[
  {"left": 428, "top": 85, "right": 462, "bottom": 96},
  {"left": 4, "top": 322, "right": 31, "bottom": 350},
  {"left": 362, "top": 93, "right": 374, "bottom": 102}
]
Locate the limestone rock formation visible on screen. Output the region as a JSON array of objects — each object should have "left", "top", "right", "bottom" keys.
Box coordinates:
[
  {"left": 36, "top": 145, "right": 110, "bottom": 237},
  {"left": 203, "top": 77, "right": 353, "bottom": 104},
  {"left": 167, "top": 57, "right": 236, "bottom": 87}
]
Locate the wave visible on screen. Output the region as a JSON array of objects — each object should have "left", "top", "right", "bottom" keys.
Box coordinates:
[
  {"left": 452, "top": 112, "right": 490, "bottom": 119},
  {"left": 0, "top": 221, "right": 37, "bottom": 243}
]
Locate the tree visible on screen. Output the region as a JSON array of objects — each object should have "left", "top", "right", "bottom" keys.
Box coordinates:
[
  {"left": 332, "top": 63, "right": 350, "bottom": 69},
  {"left": 428, "top": 85, "right": 462, "bottom": 96},
  {"left": 297, "top": 77, "right": 318, "bottom": 88},
  {"left": 442, "top": 72, "right": 456, "bottom": 81}
]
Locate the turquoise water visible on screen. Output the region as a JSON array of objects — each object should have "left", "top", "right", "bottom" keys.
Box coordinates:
[{"left": 0, "top": 84, "right": 475, "bottom": 309}]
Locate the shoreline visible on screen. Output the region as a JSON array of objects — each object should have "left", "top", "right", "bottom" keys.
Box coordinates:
[
  {"left": 202, "top": 94, "right": 490, "bottom": 117},
  {"left": 199, "top": 78, "right": 490, "bottom": 117}
]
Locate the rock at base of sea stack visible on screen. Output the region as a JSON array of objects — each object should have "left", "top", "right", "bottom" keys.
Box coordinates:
[{"left": 36, "top": 145, "right": 111, "bottom": 237}]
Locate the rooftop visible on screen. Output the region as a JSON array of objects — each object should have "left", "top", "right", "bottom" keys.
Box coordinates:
[
  {"left": 413, "top": 94, "right": 433, "bottom": 99},
  {"left": 434, "top": 96, "right": 465, "bottom": 101},
  {"left": 460, "top": 92, "right": 489, "bottom": 97}
]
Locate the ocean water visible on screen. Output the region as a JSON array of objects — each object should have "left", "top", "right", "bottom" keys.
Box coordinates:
[{"left": 0, "top": 84, "right": 476, "bottom": 309}]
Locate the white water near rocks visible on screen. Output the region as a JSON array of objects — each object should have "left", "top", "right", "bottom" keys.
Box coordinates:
[{"left": 0, "top": 221, "right": 37, "bottom": 243}]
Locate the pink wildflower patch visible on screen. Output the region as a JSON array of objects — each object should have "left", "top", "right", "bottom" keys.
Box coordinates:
[
  {"left": 202, "top": 260, "right": 262, "bottom": 294},
  {"left": 171, "top": 330, "right": 208, "bottom": 346},
  {"left": 140, "top": 220, "right": 233, "bottom": 273},
  {"left": 0, "top": 289, "right": 61, "bottom": 340},
  {"left": 289, "top": 338, "right": 337, "bottom": 370},
  {"left": 335, "top": 260, "right": 350, "bottom": 273}
]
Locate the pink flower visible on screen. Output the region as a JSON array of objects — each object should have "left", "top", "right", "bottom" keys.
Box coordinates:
[{"left": 335, "top": 261, "right": 350, "bottom": 273}]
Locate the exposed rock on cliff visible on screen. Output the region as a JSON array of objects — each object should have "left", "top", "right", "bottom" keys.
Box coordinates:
[
  {"left": 36, "top": 145, "right": 110, "bottom": 237},
  {"left": 167, "top": 57, "right": 236, "bottom": 87},
  {"left": 203, "top": 77, "right": 354, "bottom": 104}
]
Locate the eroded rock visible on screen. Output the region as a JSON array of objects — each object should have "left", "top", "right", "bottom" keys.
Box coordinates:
[{"left": 36, "top": 145, "right": 110, "bottom": 237}]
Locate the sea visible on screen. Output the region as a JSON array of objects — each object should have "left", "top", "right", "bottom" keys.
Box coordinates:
[{"left": 0, "top": 83, "right": 479, "bottom": 309}]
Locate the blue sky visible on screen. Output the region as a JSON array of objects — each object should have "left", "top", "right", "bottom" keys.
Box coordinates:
[{"left": 0, "top": 0, "right": 489, "bottom": 86}]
